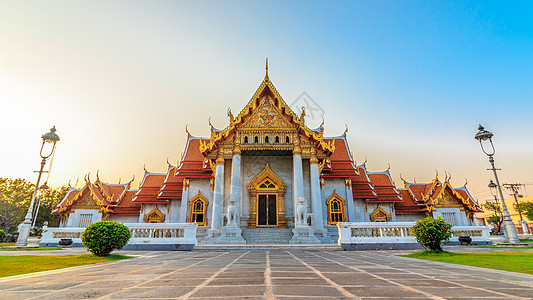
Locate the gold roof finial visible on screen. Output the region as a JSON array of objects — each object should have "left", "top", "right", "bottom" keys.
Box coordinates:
[{"left": 264, "top": 58, "right": 269, "bottom": 82}]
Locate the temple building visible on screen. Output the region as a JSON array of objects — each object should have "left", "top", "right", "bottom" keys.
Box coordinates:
[{"left": 53, "top": 64, "right": 483, "bottom": 244}]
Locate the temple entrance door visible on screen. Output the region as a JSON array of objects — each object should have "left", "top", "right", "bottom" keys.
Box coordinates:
[{"left": 257, "top": 194, "right": 277, "bottom": 226}]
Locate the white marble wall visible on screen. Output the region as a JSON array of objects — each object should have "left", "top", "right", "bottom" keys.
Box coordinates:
[
  {"left": 66, "top": 209, "right": 101, "bottom": 227},
  {"left": 167, "top": 199, "right": 181, "bottom": 222},
  {"left": 321, "top": 178, "right": 349, "bottom": 224},
  {"left": 109, "top": 215, "right": 139, "bottom": 223},
  {"left": 241, "top": 155, "right": 294, "bottom": 223},
  {"left": 187, "top": 178, "right": 213, "bottom": 226},
  {"left": 433, "top": 207, "right": 468, "bottom": 226},
  {"left": 396, "top": 214, "right": 425, "bottom": 222}
]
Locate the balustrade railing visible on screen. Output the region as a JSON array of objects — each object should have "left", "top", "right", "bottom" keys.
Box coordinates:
[
  {"left": 40, "top": 223, "right": 198, "bottom": 247},
  {"left": 338, "top": 222, "right": 491, "bottom": 246}
]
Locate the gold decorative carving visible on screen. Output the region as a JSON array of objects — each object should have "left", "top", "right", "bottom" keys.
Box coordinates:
[
  {"left": 247, "top": 164, "right": 287, "bottom": 229},
  {"left": 241, "top": 96, "right": 293, "bottom": 128},
  {"left": 183, "top": 178, "right": 190, "bottom": 191},
  {"left": 199, "top": 78, "right": 336, "bottom": 155},
  {"left": 326, "top": 190, "right": 346, "bottom": 225},
  {"left": 144, "top": 205, "right": 165, "bottom": 223},
  {"left": 188, "top": 191, "right": 208, "bottom": 226},
  {"left": 345, "top": 178, "right": 352, "bottom": 188},
  {"left": 370, "top": 204, "right": 391, "bottom": 222}
]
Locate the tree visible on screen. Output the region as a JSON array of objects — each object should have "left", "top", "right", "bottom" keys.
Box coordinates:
[
  {"left": 516, "top": 202, "right": 533, "bottom": 222},
  {"left": 0, "top": 178, "right": 68, "bottom": 232},
  {"left": 483, "top": 202, "right": 503, "bottom": 234},
  {"left": 0, "top": 178, "right": 34, "bottom": 233},
  {"left": 412, "top": 216, "right": 452, "bottom": 251}
]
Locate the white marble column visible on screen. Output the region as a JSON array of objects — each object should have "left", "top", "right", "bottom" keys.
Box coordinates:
[
  {"left": 179, "top": 179, "right": 190, "bottom": 223},
  {"left": 210, "top": 151, "right": 225, "bottom": 231},
  {"left": 292, "top": 137, "right": 305, "bottom": 219},
  {"left": 345, "top": 178, "right": 356, "bottom": 222},
  {"left": 229, "top": 144, "right": 241, "bottom": 225},
  {"left": 309, "top": 150, "right": 324, "bottom": 229}
]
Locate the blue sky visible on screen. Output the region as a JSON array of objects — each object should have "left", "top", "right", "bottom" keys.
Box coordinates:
[{"left": 1, "top": 1, "right": 532, "bottom": 202}]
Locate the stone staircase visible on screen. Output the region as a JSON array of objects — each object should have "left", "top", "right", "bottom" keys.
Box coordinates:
[
  {"left": 241, "top": 228, "right": 294, "bottom": 244},
  {"left": 317, "top": 226, "right": 340, "bottom": 244},
  {"left": 196, "top": 227, "right": 209, "bottom": 243},
  {"left": 195, "top": 226, "right": 340, "bottom": 248}
]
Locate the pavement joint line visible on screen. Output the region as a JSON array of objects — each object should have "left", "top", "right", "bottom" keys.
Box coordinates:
[
  {"left": 24, "top": 256, "right": 168, "bottom": 300},
  {"left": 329, "top": 252, "right": 527, "bottom": 300},
  {"left": 307, "top": 251, "right": 446, "bottom": 300},
  {"left": 178, "top": 251, "right": 251, "bottom": 300},
  {"left": 94, "top": 251, "right": 231, "bottom": 300},
  {"left": 362, "top": 252, "right": 533, "bottom": 289},
  {"left": 286, "top": 250, "right": 357, "bottom": 299},
  {"left": 264, "top": 250, "right": 274, "bottom": 300}
]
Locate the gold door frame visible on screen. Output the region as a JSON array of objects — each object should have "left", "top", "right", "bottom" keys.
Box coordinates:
[{"left": 247, "top": 164, "right": 287, "bottom": 228}]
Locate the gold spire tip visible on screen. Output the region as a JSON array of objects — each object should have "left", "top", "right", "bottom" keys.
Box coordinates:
[{"left": 264, "top": 58, "right": 269, "bottom": 81}]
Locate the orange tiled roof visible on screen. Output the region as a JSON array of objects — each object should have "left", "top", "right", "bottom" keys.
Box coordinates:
[
  {"left": 367, "top": 170, "right": 402, "bottom": 203},
  {"left": 133, "top": 171, "right": 167, "bottom": 203},
  {"left": 395, "top": 188, "right": 425, "bottom": 214}
]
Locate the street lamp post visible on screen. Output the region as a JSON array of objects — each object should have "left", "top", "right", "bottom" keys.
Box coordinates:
[
  {"left": 475, "top": 125, "right": 519, "bottom": 244},
  {"left": 488, "top": 180, "right": 507, "bottom": 239},
  {"left": 16, "top": 126, "right": 60, "bottom": 246}
]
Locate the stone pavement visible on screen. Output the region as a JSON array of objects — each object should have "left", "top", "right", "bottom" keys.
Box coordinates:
[{"left": 0, "top": 249, "right": 532, "bottom": 299}]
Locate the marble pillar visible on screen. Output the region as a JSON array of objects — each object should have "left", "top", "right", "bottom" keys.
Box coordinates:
[
  {"left": 210, "top": 151, "right": 225, "bottom": 234},
  {"left": 345, "top": 178, "right": 356, "bottom": 222},
  {"left": 179, "top": 179, "right": 189, "bottom": 223},
  {"left": 230, "top": 146, "right": 241, "bottom": 224},
  {"left": 292, "top": 138, "right": 305, "bottom": 214},
  {"left": 309, "top": 150, "right": 324, "bottom": 230}
]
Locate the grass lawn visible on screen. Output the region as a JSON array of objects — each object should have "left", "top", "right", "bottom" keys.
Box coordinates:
[
  {"left": 0, "top": 254, "right": 131, "bottom": 278},
  {"left": 0, "top": 243, "right": 16, "bottom": 247},
  {"left": 475, "top": 246, "right": 533, "bottom": 249},
  {"left": 0, "top": 247, "right": 63, "bottom": 251},
  {"left": 402, "top": 251, "right": 533, "bottom": 275}
]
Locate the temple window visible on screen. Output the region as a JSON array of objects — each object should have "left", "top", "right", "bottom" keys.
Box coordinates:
[
  {"left": 244, "top": 136, "right": 248, "bottom": 144},
  {"left": 326, "top": 190, "right": 346, "bottom": 225},
  {"left": 275, "top": 136, "right": 279, "bottom": 143},
  {"left": 259, "top": 180, "right": 276, "bottom": 189},
  {"left": 285, "top": 136, "right": 290, "bottom": 143},
  {"left": 188, "top": 192, "right": 208, "bottom": 226},
  {"left": 265, "top": 136, "right": 269, "bottom": 143},
  {"left": 255, "top": 136, "right": 259, "bottom": 143},
  {"left": 370, "top": 204, "right": 391, "bottom": 222}
]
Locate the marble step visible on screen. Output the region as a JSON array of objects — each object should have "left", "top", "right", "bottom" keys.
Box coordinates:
[{"left": 194, "top": 244, "right": 342, "bottom": 251}]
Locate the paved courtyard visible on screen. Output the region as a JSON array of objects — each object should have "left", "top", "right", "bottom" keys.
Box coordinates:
[{"left": 1, "top": 249, "right": 532, "bottom": 299}]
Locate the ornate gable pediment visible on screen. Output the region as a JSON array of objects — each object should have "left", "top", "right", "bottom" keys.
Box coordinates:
[
  {"left": 434, "top": 189, "right": 464, "bottom": 208},
  {"left": 199, "top": 67, "right": 335, "bottom": 156},
  {"left": 240, "top": 96, "right": 294, "bottom": 129}
]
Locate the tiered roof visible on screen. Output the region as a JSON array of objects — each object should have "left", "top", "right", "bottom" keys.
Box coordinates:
[
  {"left": 52, "top": 175, "right": 140, "bottom": 216},
  {"left": 132, "top": 170, "right": 167, "bottom": 204},
  {"left": 395, "top": 175, "right": 483, "bottom": 215}
]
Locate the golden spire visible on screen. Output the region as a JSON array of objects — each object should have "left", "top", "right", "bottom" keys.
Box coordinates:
[{"left": 264, "top": 58, "right": 269, "bottom": 82}]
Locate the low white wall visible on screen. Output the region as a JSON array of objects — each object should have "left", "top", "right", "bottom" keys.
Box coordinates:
[
  {"left": 337, "top": 222, "right": 491, "bottom": 246},
  {"left": 40, "top": 223, "right": 198, "bottom": 248}
]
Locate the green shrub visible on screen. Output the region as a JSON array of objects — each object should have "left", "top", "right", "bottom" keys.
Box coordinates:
[
  {"left": 412, "top": 216, "right": 452, "bottom": 251},
  {"left": 0, "top": 229, "right": 5, "bottom": 242},
  {"left": 81, "top": 221, "right": 131, "bottom": 257}
]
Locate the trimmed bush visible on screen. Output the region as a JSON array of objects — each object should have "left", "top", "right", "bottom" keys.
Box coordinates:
[
  {"left": 412, "top": 216, "right": 452, "bottom": 251},
  {"left": 0, "top": 229, "right": 5, "bottom": 242},
  {"left": 82, "top": 221, "right": 131, "bottom": 257}
]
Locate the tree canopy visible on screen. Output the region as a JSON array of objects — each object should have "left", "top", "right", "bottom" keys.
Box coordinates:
[{"left": 0, "top": 178, "right": 68, "bottom": 233}]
